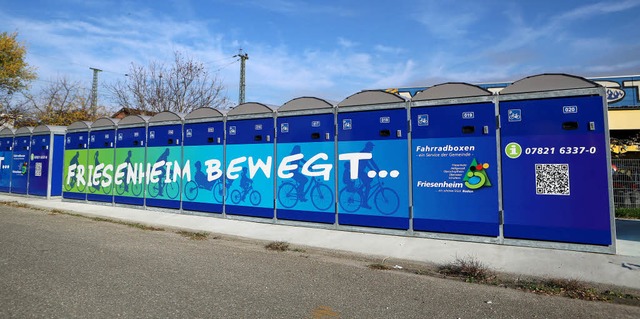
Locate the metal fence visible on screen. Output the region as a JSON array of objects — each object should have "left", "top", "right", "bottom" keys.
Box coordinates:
[{"left": 612, "top": 159, "right": 640, "bottom": 208}]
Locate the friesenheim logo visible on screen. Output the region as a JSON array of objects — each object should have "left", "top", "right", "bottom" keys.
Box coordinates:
[{"left": 463, "top": 158, "right": 491, "bottom": 190}]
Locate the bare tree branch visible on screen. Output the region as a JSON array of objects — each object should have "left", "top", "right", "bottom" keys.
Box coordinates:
[{"left": 107, "top": 50, "right": 232, "bottom": 114}]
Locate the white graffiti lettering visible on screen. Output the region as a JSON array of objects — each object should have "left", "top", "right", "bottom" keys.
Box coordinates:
[{"left": 64, "top": 152, "right": 377, "bottom": 188}]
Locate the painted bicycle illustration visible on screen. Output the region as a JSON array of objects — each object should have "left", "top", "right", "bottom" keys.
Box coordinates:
[
  {"left": 147, "top": 181, "right": 180, "bottom": 199},
  {"left": 115, "top": 181, "right": 143, "bottom": 196},
  {"left": 230, "top": 184, "right": 261, "bottom": 206},
  {"left": 338, "top": 176, "right": 400, "bottom": 215},
  {"left": 64, "top": 174, "right": 86, "bottom": 192},
  {"left": 183, "top": 178, "right": 229, "bottom": 202},
  {"left": 183, "top": 161, "right": 229, "bottom": 203},
  {"left": 277, "top": 176, "right": 334, "bottom": 211},
  {"left": 228, "top": 167, "right": 261, "bottom": 206},
  {"left": 114, "top": 150, "right": 142, "bottom": 196},
  {"left": 88, "top": 177, "right": 113, "bottom": 194},
  {"left": 64, "top": 151, "right": 85, "bottom": 192}
]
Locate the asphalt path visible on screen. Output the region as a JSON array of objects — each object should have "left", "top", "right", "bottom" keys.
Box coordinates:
[{"left": 1, "top": 205, "right": 639, "bottom": 318}]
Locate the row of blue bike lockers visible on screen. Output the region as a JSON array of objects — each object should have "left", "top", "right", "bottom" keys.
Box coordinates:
[
  {"left": 0, "top": 125, "right": 66, "bottom": 198},
  {"left": 53, "top": 73, "right": 614, "bottom": 253}
]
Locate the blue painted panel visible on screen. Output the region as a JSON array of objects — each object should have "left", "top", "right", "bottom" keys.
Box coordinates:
[
  {"left": 276, "top": 113, "right": 336, "bottom": 224},
  {"left": 337, "top": 109, "right": 409, "bottom": 230},
  {"left": 87, "top": 129, "right": 116, "bottom": 203},
  {"left": 181, "top": 121, "right": 224, "bottom": 214},
  {"left": 225, "top": 118, "right": 274, "bottom": 218},
  {"left": 114, "top": 127, "right": 146, "bottom": 206},
  {"left": 28, "top": 134, "right": 52, "bottom": 196},
  {"left": 50, "top": 134, "right": 65, "bottom": 196},
  {"left": 181, "top": 144, "right": 224, "bottom": 214},
  {"left": 11, "top": 135, "right": 31, "bottom": 194},
  {"left": 183, "top": 122, "right": 224, "bottom": 146},
  {"left": 63, "top": 131, "right": 89, "bottom": 200},
  {"left": 500, "top": 95, "right": 612, "bottom": 245},
  {"left": 411, "top": 102, "right": 499, "bottom": 237},
  {"left": 0, "top": 136, "right": 13, "bottom": 192}
]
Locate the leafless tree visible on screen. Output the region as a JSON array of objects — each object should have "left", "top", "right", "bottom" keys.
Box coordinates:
[
  {"left": 108, "top": 51, "right": 231, "bottom": 114},
  {"left": 14, "top": 77, "right": 103, "bottom": 127}
]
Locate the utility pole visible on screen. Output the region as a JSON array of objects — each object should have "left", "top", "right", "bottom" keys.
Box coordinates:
[
  {"left": 234, "top": 49, "right": 249, "bottom": 104},
  {"left": 89, "top": 67, "right": 102, "bottom": 118}
]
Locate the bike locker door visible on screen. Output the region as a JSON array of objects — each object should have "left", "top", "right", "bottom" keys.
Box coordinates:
[
  {"left": 411, "top": 101, "right": 500, "bottom": 237},
  {"left": 27, "top": 133, "right": 51, "bottom": 196},
  {"left": 63, "top": 124, "right": 89, "bottom": 201},
  {"left": 500, "top": 94, "right": 612, "bottom": 246},
  {"left": 87, "top": 128, "right": 116, "bottom": 203},
  {"left": 182, "top": 120, "right": 224, "bottom": 214},
  {"left": 11, "top": 129, "right": 32, "bottom": 195},
  {"left": 337, "top": 108, "right": 409, "bottom": 230},
  {"left": 276, "top": 113, "right": 336, "bottom": 224},
  {"left": 145, "top": 122, "right": 182, "bottom": 210},
  {"left": 225, "top": 117, "right": 275, "bottom": 218},
  {"left": 0, "top": 130, "right": 14, "bottom": 193},
  {"left": 114, "top": 125, "right": 146, "bottom": 207}
]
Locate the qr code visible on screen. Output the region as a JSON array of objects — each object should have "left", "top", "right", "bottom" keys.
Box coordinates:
[
  {"left": 35, "top": 162, "right": 42, "bottom": 177},
  {"left": 535, "top": 164, "right": 570, "bottom": 195}
]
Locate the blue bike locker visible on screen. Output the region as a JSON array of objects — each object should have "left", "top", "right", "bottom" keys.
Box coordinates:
[
  {"left": 410, "top": 83, "right": 500, "bottom": 237},
  {"left": 225, "top": 102, "right": 276, "bottom": 219},
  {"left": 62, "top": 121, "right": 91, "bottom": 201},
  {"left": 499, "top": 74, "right": 614, "bottom": 249},
  {"left": 28, "top": 125, "right": 65, "bottom": 198},
  {"left": 0, "top": 127, "right": 15, "bottom": 193},
  {"left": 336, "top": 91, "right": 410, "bottom": 230},
  {"left": 145, "top": 112, "right": 184, "bottom": 210},
  {"left": 114, "top": 115, "right": 149, "bottom": 207},
  {"left": 87, "top": 118, "right": 118, "bottom": 204},
  {"left": 276, "top": 97, "right": 336, "bottom": 224},
  {"left": 10, "top": 127, "right": 33, "bottom": 195},
  {"left": 182, "top": 107, "right": 226, "bottom": 214}
]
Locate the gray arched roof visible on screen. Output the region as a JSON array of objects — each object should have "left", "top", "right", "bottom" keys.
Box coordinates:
[
  {"left": 412, "top": 83, "right": 492, "bottom": 101},
  {"left": 33, "top": 124, "right": 66, "bottom": 134},
  {"left": 149, "top": 111, "right": 185, "bottom": 123},
  {"left": 227, "top": 102, "right": 275, "bottom": 117},
  {"left": 0, "top": 127, "right": 15, "bottom": 137},
  {"left": 499, "top": 73, "right": 600, "bottom": 95},
  {"left": 118, "top": 115, "right": 150, "bottom": 126},
  {"left": 14, "top": 126, "right": 33, "bottom": 136},
  {"left": 279, "top": 97, "right": 335, "bottom": 112},
  {"left": 338, "top": 90, "right": 407, "bottom": 107},
  {"left": 91, "top": 117, "right": 120, "bottom": 130},
  {"left": 185, "top": 107, "right": 225, "bottom": 121},
  {"left": 67, "top": 121, "right": 91, "bottom": 131}
]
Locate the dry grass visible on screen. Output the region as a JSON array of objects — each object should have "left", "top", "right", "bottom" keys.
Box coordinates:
[
  {"left": 438, "top": 255, "right": 493, "bottom": 282},
  {"left": 265, "top": 241, "right": 290, "bottom": 252},
  {"left": 368, "top": 263, "right": 392, "bottom": 270},
  {"left": 176, "top": 230, "right": 209, "bottom": 240}
]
